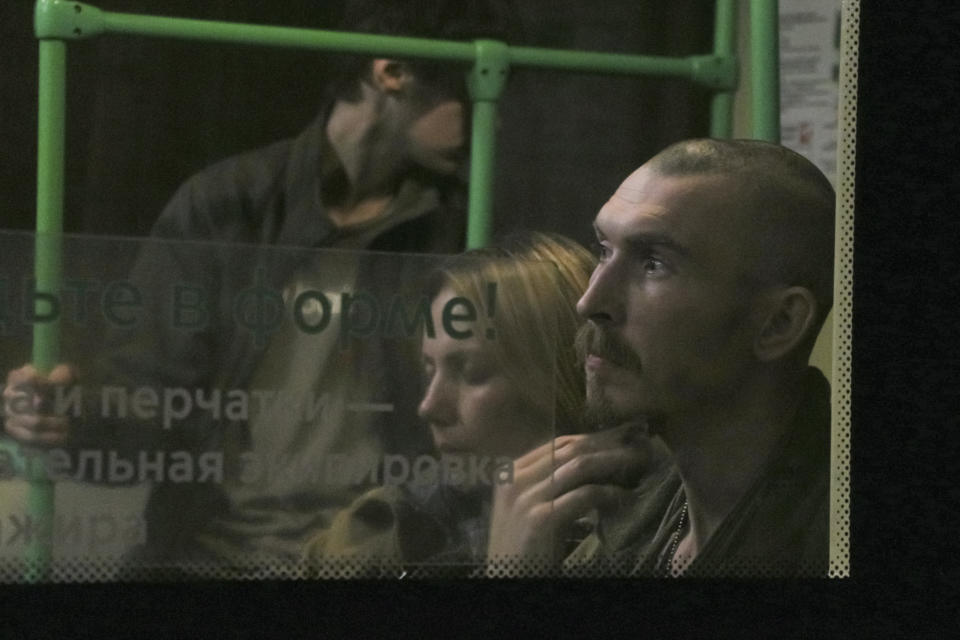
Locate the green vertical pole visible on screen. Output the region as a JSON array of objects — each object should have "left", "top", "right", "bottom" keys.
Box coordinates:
[
  {"left": 465, "top": 40, "right": 509, "bottom": 249},
  {"left": 467, "top": 101, "right": 497, "bottom": 249},
  {"left": 35, "top": 40, "right": 66, "bottom": 350},
  {"left": 710, "top": 0, "right": 736, "bottom": 138},
  {"left": 750, "top": 0, "right": 780, "bottom": 141},
  {"left": 24, "top": 37, "right": 67, "bottom": 582}
]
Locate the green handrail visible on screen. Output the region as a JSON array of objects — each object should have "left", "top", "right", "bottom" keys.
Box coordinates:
[
  {"left": 750, "top": 0, "right": 780, "bottom": 141},
  {"left": 19, "top": 36, "right": 67, "bottom": 582},
  {"left": 710, "top": 0, "right": 737, "bottom": 138},
  {"left": 22, "top": 0, "right": 779, "bottom": 580},
  {"left": 33, "top": 0, "right": 744, "bottom": 250}
]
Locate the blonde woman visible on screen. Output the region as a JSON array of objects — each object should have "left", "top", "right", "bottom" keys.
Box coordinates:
[{"left": 303, "top": 232, "right": 596, "bottom": 575}]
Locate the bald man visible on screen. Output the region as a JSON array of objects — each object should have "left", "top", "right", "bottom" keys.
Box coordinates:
[{"left": 488, "top": 139, "right": 834, "bottom": 577}]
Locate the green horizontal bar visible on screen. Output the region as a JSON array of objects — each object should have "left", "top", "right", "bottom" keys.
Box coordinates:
[
  {"left": 510, "top": 46, "right": 690, "bottom": 77},
  {"left": 35, "top": 1, "right": 734, "bottom": 88},
  {"left": 107, "top": 14, "right": 475, "bottom": 62},
  {"left": 37, "top": 1, "right": 476, "bottom": 60}
]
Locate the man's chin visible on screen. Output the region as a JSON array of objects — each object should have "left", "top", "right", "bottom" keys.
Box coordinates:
[{"left": 584, "top": 385, "right": 644, "bottom": 431}]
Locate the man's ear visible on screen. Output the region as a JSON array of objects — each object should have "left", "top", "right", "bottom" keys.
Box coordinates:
[
  {"left": 753, "top": 286, "right": 818, "bottom": 362},
  {"left": 370, "top": 59, "right": 412, "bottom": 93}
]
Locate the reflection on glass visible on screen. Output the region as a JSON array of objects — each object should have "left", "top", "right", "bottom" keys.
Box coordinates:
[{"left": 0, "top": 231, "right": 581, "bottom": 580}]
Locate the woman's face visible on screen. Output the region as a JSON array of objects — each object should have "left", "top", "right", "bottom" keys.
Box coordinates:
[{"left": 418, "top": 287, "right": 550, "bottom": 460}]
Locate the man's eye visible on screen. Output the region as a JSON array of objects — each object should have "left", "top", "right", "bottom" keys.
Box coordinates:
[
  {"left": 642, "top": 256, "right": 668, "bottom": 275},
  {"left": 592, "top": 241, "right": 612, "bottom": 261}
]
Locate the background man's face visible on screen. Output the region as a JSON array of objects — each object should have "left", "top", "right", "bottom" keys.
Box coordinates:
[
  {"left": 576, "top": 166, "right": 763, "bottom": 429},
  {"left": 406, "top": 97, "right": 466, "bottom": 174},
  {"left": 400, "top": 74, "right": 468, "bottom": 174}
]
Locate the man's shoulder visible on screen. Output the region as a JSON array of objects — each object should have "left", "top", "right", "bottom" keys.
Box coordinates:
[
  {"left": 153, "top": 130, "right": 308, "bottom": 242},
  {"left": 178, "top": 138, "right": 295, "bottom": 216},
  {"left": 194, "top": 137, "right": 295, "bottom": 193}
]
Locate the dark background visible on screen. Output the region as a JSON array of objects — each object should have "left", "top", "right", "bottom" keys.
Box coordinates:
[
  {"left": 3, "top": 0, "right": 960, "bottom": 636},
  {"left": 1, "top": 0, "right": 712, "bottom": 247}
]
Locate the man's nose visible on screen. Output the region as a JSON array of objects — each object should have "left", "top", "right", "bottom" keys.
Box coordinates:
[{"left": 576, "top": 262, "right": 619, "bottom": 324}]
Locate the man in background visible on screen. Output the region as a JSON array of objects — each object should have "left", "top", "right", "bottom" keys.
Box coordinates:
[{"left": 4, "top": 0, "right": 518, "bottom": 573}]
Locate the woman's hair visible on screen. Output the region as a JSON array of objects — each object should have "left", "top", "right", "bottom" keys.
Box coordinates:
[{"left": 425, "top": 231, "right": 596, "bottom": 436}]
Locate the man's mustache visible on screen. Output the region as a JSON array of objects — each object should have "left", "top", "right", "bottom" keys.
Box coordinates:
[{"left": 574, "top": 322, "right": 643, "bottom": 373}]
